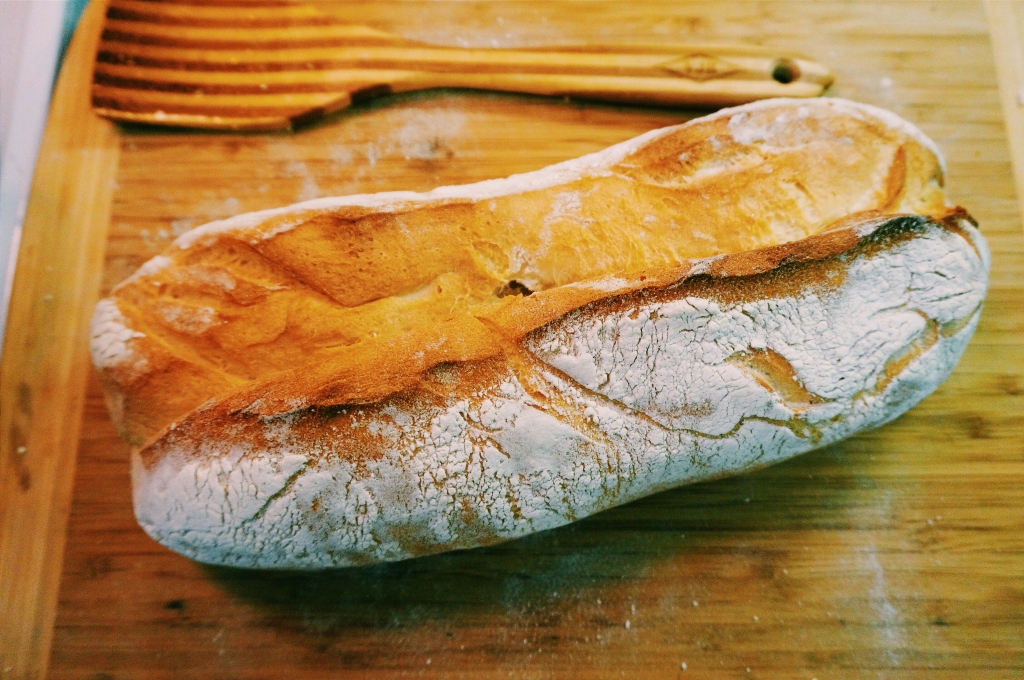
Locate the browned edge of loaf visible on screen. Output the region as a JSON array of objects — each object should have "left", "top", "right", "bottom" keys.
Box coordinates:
[{"left": 136, "top": 206, "right": 977, "bottom": 468}]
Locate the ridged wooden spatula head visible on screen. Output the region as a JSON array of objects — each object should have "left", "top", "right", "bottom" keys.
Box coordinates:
[{"left": 93, "top": 0, "right": 834, "bottom": 131}]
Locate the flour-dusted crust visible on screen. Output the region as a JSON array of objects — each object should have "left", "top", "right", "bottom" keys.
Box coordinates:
[{"left": 91, "top": 98, "right": 989, "bottom": 568}]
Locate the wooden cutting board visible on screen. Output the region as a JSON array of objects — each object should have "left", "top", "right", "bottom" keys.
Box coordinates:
[{"left": 2, "top": 2, "right": 1023, "bottom": 679}]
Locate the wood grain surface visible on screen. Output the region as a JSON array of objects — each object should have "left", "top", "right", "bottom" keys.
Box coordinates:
[
  {"left": 0, "top": 1, "right": 118, "bottom": 677},
  {"left": 1, "top": 1, "right": 1022, "bottom": 679}
]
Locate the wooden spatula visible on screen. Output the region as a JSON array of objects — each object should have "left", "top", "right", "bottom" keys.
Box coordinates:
[{"left": 92, "top": 0, "right": 834, "bottom": 131}]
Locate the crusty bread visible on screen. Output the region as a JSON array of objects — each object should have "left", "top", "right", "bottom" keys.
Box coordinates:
[{"left": 90, "top": 98, "right": 988, "bottom": 568}]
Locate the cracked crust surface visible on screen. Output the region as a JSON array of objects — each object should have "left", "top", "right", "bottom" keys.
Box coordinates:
[
  {"left": 88, "top": 98, "right": 989, "bottom": 568},
  {"left": 131, "top": 212, "right": 988, "bottom": 568}
]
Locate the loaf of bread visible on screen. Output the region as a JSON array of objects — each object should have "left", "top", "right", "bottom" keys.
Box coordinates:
[{"left": 91, "top": 98, "right": 989, "bottom": 568}]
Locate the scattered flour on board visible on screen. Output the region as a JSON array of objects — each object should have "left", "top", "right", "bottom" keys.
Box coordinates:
[
  {"left": 283, "top": 160, "right": 322, "bottom": 202},
  {"left": 863, "top": 546, "right": 905, "bottom": 665}
]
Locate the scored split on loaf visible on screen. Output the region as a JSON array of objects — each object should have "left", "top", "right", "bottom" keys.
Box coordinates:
[{"left": 90, "top": 98, "right": 989, "bottom": 568}]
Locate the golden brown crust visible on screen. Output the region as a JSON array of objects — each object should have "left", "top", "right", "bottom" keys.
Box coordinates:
[
  {"left": 207, "top": 210, "right": 894, "bottom": 420},
  {"left": 93, "top": 98, "right": 949, "bottom": 447},
  {"left": 136, "top": 209, "right": 976, "bottom": 470}
]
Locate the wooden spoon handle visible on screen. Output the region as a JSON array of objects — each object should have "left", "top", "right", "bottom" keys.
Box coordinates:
[{"left": 94, "top": 0, "right": 833, "bottom": 130}]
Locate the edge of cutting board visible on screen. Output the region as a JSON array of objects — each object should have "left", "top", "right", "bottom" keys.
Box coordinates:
[
  {"left": 0, "top": 1, "right": 117, "bottom": 678},
  {"left": 984, "top": 0, "right": 1024, "bottom": 229}
]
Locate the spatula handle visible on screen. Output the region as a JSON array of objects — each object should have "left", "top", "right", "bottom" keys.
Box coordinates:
[{"left": 387, "top": 44, "right": 830, "bottom": 107}]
